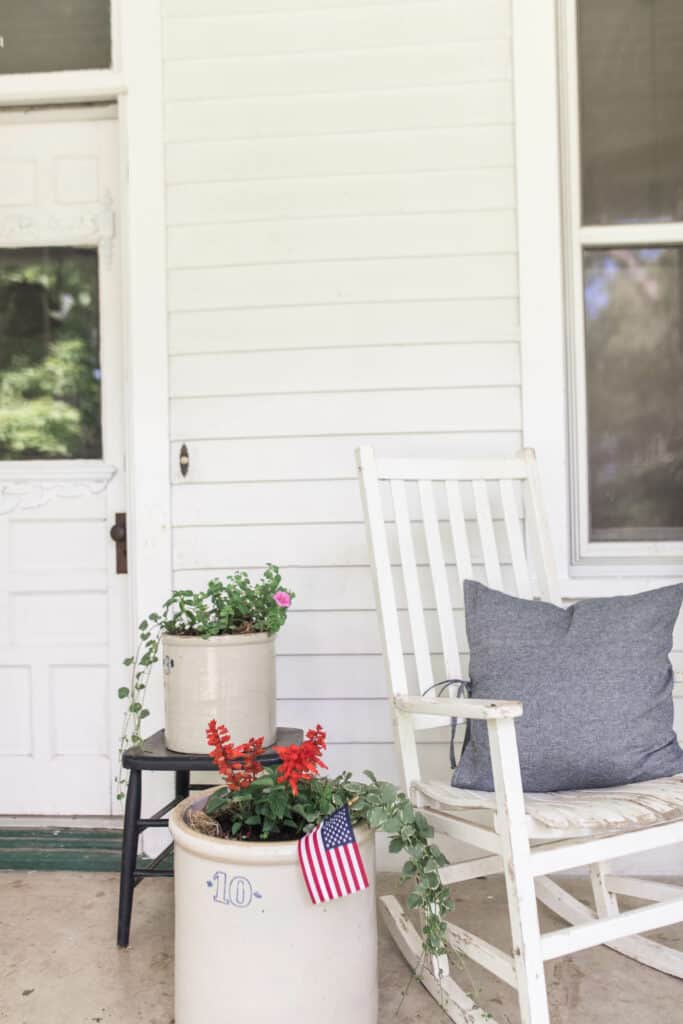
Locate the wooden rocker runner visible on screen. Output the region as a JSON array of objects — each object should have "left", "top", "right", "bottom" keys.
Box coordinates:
[{"left": 357, "top": 446, "right": 683, "bottom": 1024}]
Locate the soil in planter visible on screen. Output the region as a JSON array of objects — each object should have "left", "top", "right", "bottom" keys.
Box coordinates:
[{"left": 190, "top": 808, "right": 304, "bottom": 843}]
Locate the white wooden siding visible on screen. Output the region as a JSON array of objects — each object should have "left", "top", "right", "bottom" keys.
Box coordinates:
[{"left": 163, "top": 0, "right": 520, "bottom": 786}]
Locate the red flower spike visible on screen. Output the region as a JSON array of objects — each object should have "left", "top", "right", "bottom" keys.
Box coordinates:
[
  {"left": 206, "top": 719, "right": 265, "bottom": 792},
  {"left": 273, "top": 725, "right": 327, "bottom": 796}
]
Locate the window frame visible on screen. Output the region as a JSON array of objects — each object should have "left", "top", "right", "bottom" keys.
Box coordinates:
[
  {"left": 561, "top": 0, "right": 683, "bottom": 566},
  {"left": 0, "top": 1, "right": 123, "bottom": 105},
  {"left": 512, "top": 0, "right": 683, "bottom": 578}
]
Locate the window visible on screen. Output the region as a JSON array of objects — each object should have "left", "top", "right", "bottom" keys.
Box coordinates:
[
  {"left": 563, "top": 0, "right": 683, "bottom": 561},
  {"left": 0, "top": 1, "right": 111, "bottom": 75},
  {"left": 0, "top": 248, "right": 102, "bottom": 460}
]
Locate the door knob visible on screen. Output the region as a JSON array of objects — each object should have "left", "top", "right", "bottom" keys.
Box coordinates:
[{"left": 110, "top": 512, "right": 128, "bottom": 574}]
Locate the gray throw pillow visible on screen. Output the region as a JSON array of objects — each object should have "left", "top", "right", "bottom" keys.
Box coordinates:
[{"left": 453, "top": 580, "right": 683, "bottom": 793}]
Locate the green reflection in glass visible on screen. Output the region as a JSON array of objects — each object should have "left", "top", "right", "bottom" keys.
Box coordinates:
[{"left": 0, "top": 247, "right": 102, "bottom": 460}]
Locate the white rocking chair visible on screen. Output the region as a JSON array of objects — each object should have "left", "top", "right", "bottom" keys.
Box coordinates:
[{"left": 357, "top": 446, "right": 683, "bottom": 1024}]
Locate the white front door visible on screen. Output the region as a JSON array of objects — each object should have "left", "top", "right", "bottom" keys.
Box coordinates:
[{"left": 0, "top": 109, "right": 127, "bottom": 815}]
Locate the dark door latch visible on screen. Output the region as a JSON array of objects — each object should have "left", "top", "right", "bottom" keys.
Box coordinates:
[{"left": 110, "top": 513, "right": 128, "bottom": 574}]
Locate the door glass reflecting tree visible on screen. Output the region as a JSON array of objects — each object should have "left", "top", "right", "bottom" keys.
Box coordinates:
[{"left": 0, "top": 247, "right": 102, "bottom": 460}]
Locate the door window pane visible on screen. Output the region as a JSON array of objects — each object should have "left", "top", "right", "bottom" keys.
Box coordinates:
[
  {"left": 578, "top": 0, "right": 683, "bottom": 224},
  {"left": 0, "top": 247, "right": 102, "bottom": 461},
  {"left": 0, "top": 1, "right": 111, "bottom": 75},
  {"left": 583, "top": 246, "right": 683, "bottom": 541}
]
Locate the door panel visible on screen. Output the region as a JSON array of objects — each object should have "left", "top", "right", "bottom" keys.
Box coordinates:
[{"left": 0, "top": 113, "right": 126, "bottom": 815}]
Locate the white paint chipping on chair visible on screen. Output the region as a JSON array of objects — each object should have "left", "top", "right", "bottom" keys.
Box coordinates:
[{"left": 358, "top": 445, "right": 683, "bottom": 1024}]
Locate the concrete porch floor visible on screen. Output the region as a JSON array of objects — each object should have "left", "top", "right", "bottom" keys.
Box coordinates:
[{"left": 1, "top": 871, "right": 683, "bottom": 1023}]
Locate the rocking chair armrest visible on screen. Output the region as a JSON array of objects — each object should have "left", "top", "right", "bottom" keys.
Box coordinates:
[{"left": 393, "top": 694, "right": 523, "bottom": 720}]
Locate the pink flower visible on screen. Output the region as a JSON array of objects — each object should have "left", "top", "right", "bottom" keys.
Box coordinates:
[{"left": 273, "top": 590, "right": 291, "bottom": 608}]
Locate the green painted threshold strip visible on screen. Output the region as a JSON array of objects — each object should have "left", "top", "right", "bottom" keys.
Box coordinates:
[{"left": 0, "top": 828, "right": 159, "bottom": 872}]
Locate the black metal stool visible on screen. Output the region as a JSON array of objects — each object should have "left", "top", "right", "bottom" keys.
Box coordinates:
[{"left": 117, "top": 727, "right": 303, "bottom": 946}]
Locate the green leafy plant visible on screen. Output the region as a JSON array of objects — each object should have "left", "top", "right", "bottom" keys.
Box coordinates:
[
  {"left": 195, "top": 721, "right": 454, "bottom": 962},
  {"left": 115, "top": 565, "right": 294, "bottom": 800}
]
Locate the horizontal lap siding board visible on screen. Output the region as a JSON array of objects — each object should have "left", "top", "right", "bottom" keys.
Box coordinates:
[
  {"left": 169, "top": 343, "right": 519, "bottom": 397},
  {"left": 167, "top": 170, "right": 516, "bottom": 224},
  {"left": 168, "top": 299, "right": 519, "bottom": 353},
  {"left": 171, "top": 388, "right": 520, "bottom": 438},
  {"left": 164, "top": 43, "right": 512, "bottom": 101},
  {"left": 163, "top": 0, "right": 518, "bottom": 784}
]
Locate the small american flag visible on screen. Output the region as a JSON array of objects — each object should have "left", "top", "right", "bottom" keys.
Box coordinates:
[{"left": 298, "top": 804, "right": 370, "bottom": 904}]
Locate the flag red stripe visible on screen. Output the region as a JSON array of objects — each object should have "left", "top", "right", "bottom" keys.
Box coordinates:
[
  {"left": 342, "top": 845, "right": 362, "bottom": 894},
  {"left": 312, "top": 830, "right": 335, "bottom": 901},
  {"left": 352, "top": 841, "right": 370, "bottom": 887},
  {"left": 303, "top": 831, "right": 326, "bottom": 904},
  {"left": 297, "top": 834, "right": 317, "bottom": 903},
  {"left": 327, "top": 846, "right": 344, "bottom": 898},
  {"left": 332, "top": 846, "right": 353, "bottom": 895},
  {"left": 344, "top": 841, "right": 362, "bottom": 890},
  {"left": 315, "top": 829, "right": 342, "bottom": 899}
]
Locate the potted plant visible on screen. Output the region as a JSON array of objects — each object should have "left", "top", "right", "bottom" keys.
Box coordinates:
[
  {"left": 168, "top": 721, "right": 453, "bottom": 1024},
  {"left": 116, "top": 566, "right": 294, "bottom": 781}
]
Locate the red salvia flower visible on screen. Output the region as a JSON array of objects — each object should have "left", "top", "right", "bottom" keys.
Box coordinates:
[
  {"left": 274, "top": 724, "right": 327, "bottom": 796},
  {"left": 206, "top": 719, "right": 265, "bottom": 792}
]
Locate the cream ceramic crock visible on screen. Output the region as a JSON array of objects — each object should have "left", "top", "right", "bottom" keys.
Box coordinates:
[
  {"left": 163, "top": 632, "right": 276, "bottom": 753},
  {"left": 169, "top": 789, "right": 378, "bottom": 1024}
]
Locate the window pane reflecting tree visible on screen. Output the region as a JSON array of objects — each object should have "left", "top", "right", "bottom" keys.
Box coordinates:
[
  {"left": 584, "top": 246, "right": 683, "bottom": 540},
  {"left": 0, "top": 248, "right": 102, "bottom": 460}
]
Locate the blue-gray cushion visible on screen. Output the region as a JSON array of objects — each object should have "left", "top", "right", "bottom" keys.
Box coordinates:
[{"left": 453, "top": 580, "right": 683, "bottom": 793}]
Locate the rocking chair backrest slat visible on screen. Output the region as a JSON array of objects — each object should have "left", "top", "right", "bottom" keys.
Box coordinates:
[
  {"left": 418, "top": 479, "right": 463, "bottom": 682},
  {"left": 390, "top": 478, "right": 433, "bottom": 694},
  {"left": 522, "top": 449, "right": 561, "bottom": 605},
  {"left": 357, "top": 448, "right": 409, "bottom": 702},
  {"left": 472, "top": 479, "right": 503, "bottom": 591},
  {"left": 499, "top": 478, "right": 532, "bottom": 600},
  {"left": 444, "top": 480, "right": 473, "bottom": 585}
]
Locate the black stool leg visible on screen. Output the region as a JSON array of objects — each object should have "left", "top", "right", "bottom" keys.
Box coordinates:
[
  {"left": 175, "top": 769, "right": 190, "bottom": 800},
  {"left": 117, "top": 768, "right": 142, "bottom": 947}
]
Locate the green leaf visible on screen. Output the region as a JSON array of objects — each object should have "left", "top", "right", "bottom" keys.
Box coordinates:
[
  {"left": 117, "top": 686, "right": 129, "bottom": 699},
  {"left": 139, "top": 709, "right": 151, "bottom": 719},
  {"left": 388, "top": 836, "right": 404, "bottom": 854},
  {"left": 367, "top": 807, "right": 386, "bottom": 830},
  {"left": 407, "top": 891, "right": 422, "bottom": 910},
  {"left": 205, "top": 789, "right": 231, "bottom": 815}
]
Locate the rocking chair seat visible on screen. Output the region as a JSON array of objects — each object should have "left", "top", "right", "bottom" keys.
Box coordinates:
[{"left": 414, "top": 774, "right": 683, "bottom": 838}]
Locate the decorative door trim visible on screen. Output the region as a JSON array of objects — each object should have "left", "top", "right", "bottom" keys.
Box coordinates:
[{"left": 0, "top": 462, "right": 117, "bottom": 514}]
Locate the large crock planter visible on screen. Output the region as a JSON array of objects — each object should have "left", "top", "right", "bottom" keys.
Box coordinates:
[
  {"left": 163, "top": 632, "right": 276, "bottom": 753},
  {"left": 169, "top": 789, "right": 378, "bottom": 1024}
]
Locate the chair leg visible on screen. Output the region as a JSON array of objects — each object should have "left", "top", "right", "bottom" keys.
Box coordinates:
[
  {"left": 590, "top": 861, "right": 619, "bottom": 918},
  {"left": 488, "top": 719, "right": 550, "bottom": 1024},
  {"left": 501, "top": 847, "right": 549, "bottom": 1024},
  {"left": 117, "top": 768, "right": 142, "bottom": 948}
]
